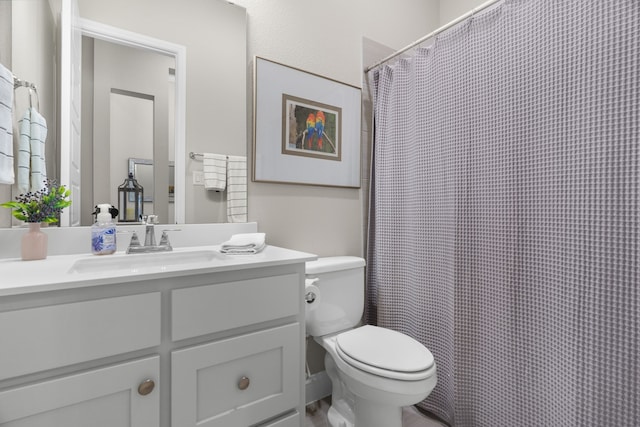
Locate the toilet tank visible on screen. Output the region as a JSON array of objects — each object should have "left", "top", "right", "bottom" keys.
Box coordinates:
[{"left": 305, "top": 256, "right": 366, "bottom": 337}]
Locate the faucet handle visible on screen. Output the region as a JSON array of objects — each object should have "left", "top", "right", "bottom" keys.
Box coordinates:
[
  {"left": 129, "top": 231, "right": 142, "bottom": 247},
  {"left": 159, "top": 229, "right": 180, "bottom": 247}
]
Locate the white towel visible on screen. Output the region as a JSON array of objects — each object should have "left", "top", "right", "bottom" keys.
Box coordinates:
[
  {"left": 220, "top": 232, "right": 266, "bottom": 254},
  {"left": 203, "top": 153, "right": 227, "bottom": 191},
  {"left": 0, "top": 64, "right": 14, "bottom": 185},
  {"left": 29, "top": 108, "right": 47, "bottom": 192},
  {"left": 227, "top": 155, "right": 247, "bottom": 223},
  {"left": 17, "top": 107, "right": 47, "bottom": 193}
]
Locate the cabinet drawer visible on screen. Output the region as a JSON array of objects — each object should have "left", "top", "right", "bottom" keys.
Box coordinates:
[
  {"left": 171, "top": 274, "right": 300, "bottom": 341},
  {"left": 172, "top": 323, "right": 300, "bottom": 427},
  {"left": 0, "top": 356, "right": 159, "bottom": 427},
  {"left": 0, "top": 293, "right": 161, "bottom": 380}
]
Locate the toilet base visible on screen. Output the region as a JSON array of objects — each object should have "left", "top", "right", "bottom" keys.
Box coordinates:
[
  {"left": 326, "top": 396, "right": 403, "bottom": 427},
  {"left": 353, "top": 396, "right": 402, "bottom": 427},
  {"left": 327, "top": 401, "right": 354, "bottom": 427},
  {"left": 322, "top": 346, "right": 407, "bottom": 427}
]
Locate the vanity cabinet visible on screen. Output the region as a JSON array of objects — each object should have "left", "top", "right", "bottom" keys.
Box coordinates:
[
  {"left": 0, "top": 357, "right": 160, "bottom": 427},
  {"left": 0, "top": 293, "right": 162, "bottom": 427},
  {"left": 0, "top": 251, "right": 309, "bottom": 427},
  {"left": 172, "top": 324, "right": 299, "bottom": 426},
  {"left": 171, "top": 274, "right": 302, "bottom": 426}
]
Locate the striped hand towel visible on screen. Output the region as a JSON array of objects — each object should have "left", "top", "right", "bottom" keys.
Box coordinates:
[
  {"left": 17, "top": 107, "right": 48, "bottom": 193},
  {"left": 203, "top": 153, "right": 227, "bottom": 191},
  {"left": 0, "top": 63, "right": 14, "bottom": 185},
  {"left": 227, "top": 155, "right": 247, "bottom": 223},
  {"left": 28, "top": 108, "right": 48, "bottom": 192}
]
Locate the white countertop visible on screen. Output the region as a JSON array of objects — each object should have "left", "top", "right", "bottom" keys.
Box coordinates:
[{"left": 0, "top": 245, "right": 317, "bottom": 297}]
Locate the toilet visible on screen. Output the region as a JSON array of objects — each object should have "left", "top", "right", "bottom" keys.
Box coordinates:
[{"left": 305, "top": 256, "right": 437, "bottom": 427}]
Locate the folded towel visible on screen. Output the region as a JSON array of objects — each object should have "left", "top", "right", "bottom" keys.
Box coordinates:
[
  {"left": 0, "top": 63, "right": 14, "bottom": 185},
  {"left": 227, "top": 155, "right": 247, "bottom": 223},
  {"left": 220, "top": 232, "right": 266, "bottom": 254},
  {"left": 203, "top": 153, "right": 227, "bottom": 191}
]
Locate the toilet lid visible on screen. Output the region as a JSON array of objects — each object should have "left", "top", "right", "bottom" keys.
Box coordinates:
[{"left": 336, "top": 325, "right": 434, "bottom": 380}]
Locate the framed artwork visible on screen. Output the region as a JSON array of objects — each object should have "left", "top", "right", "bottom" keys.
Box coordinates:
[{"left": 253, "top": 57, "right": 361, "bottom": 188}]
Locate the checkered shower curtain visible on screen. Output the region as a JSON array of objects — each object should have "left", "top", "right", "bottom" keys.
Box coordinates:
[{"left": 367, "top": 1, "right": 638, "bottom": 425}]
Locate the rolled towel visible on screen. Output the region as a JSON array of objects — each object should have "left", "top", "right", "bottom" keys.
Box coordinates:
[{"left": 220, "top": 232, "right": 266, "bottom": 254}]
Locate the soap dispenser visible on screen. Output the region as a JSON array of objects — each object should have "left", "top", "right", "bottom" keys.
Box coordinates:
[{"left": 92, "top": 204, "right": 118, "bottom": 255}]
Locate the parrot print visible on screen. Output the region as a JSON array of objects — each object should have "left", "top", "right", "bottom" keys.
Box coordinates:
[
  {"left": 306, "top": 113, "right": 316, "bottom": 149},
  {"left": 315, "top": 111, "right": 325, "bottom": 150}
]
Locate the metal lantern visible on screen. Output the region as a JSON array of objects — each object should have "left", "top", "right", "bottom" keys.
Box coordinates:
[{"left": 118, "top": 172, "right": 144, "bottom": 222}]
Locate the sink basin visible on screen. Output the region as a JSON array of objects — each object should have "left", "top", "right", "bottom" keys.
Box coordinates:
[{"left": 68, "top": 249, "right": 226, "bottom": 274}]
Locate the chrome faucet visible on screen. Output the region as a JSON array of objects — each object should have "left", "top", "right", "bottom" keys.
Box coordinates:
[
  {"left": 126, "top": 215, "right": 178, "bottom": 254},
  {"left": 144, "top": 215, "right": 159, "bottom": 247}
]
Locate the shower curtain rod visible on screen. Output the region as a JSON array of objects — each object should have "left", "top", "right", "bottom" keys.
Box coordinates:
[{"left": 365, "top": 0, "right": 501, "bottom": 73}]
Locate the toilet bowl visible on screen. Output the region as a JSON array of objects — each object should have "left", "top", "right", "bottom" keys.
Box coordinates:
[{"left": 305, "top": 257, "right": 437, "bottom": 427}]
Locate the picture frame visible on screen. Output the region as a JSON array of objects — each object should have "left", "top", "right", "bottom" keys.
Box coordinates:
[{"left": 253, "top": 57, "right": 362, "bottom": 188}]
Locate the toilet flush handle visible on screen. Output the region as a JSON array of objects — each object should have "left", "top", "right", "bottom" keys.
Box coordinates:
[
  {"left": 305, "top": 278, "right": 320, "bottom": 304},
  {"left": 305, "top": 292, "right": 317, "bottom": 303}
]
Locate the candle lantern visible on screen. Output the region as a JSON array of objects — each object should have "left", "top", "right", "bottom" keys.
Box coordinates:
[{"left": 118, "top": 172, "right": 144, "bottom": 222}]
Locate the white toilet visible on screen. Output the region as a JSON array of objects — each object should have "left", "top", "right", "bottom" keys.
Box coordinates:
[{"left": 305, "top": 256, "right": 437, "bottom": 427}]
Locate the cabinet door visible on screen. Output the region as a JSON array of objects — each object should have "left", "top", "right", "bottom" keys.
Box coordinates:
[
  {"left": 172, "top": 323, "right": 300, "bottom": 427},
  {"left": 0, "top": 356, "right": 159, "bottom": 427}
]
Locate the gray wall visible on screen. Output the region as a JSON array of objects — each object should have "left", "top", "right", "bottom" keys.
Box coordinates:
[
  {"left": 440, "top": 0, "right": 489, "bottom": 25},
  {"left": 235, "top": 0, "right": 441, "bottom": 258}
]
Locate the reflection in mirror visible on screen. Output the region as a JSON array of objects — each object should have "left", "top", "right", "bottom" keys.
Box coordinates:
[
  {"left": 81, "top": 29, "right": 178, "bottom": 226},
  {"left": 4, "top": 0, "right": 247, "bottom": 228},
  {"left": 128, "top": 158, "right": 176, "bottom": 224},
  {"left": 71, "top": 0, "right": 247, "bottom": 226},
  {"left": 1, "top": 0, "right": 59, "bottom": 228},
  {"left": 128, "top": 158, "right": 153, "bottom": 202}
]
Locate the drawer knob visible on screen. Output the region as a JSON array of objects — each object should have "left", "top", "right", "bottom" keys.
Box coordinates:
[
  {"left": 238, "top": 376, "right": 250, "bottom": 390},
  {"left": 138, "top": 379, "right": 155, "bottom": 396}
]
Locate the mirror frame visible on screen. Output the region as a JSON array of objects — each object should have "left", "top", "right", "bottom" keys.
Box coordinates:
[{"left": 61, "top": 14, "right": 186, "bottom": 224}]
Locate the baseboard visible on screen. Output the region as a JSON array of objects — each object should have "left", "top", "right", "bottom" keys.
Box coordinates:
[{"left": 305, "top": 370, "right": 332, "bottom": 404}]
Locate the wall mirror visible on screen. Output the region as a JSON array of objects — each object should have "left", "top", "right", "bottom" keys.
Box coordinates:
[
  {"left": 56, "top": 0, "right": 246, "bottom": 227},
  {"left": 70, "top": 0, "right": 247, "bottom": 226}
]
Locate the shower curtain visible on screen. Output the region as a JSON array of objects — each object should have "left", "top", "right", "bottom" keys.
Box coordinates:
[{"left": 367, "top": 1, "right": 638, "bottom": 426}]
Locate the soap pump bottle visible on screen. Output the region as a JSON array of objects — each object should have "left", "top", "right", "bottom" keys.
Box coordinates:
[{"left": 91, "top": 204, "right": 118, "bottom": 255}]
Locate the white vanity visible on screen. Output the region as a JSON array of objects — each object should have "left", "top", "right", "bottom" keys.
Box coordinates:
[{"left": 0, "top": 225, "right": 315, "bottom": 427}]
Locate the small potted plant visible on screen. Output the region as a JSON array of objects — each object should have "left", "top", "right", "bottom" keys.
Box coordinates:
[{"left": 1, "top": 179, "right": 71, "bottom": 260}]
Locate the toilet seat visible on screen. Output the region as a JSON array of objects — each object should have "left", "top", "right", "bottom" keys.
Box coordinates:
[{"left": 335, "top": 325, "right": 435, "bottom": 381}]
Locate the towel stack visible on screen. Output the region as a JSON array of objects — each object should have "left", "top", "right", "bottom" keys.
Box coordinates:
[
  {"left": 220, "top": 232, "right": 266, "bottom": 254},
  {"left": 0, "top": 63, "right": 14, "bottom": 185}
]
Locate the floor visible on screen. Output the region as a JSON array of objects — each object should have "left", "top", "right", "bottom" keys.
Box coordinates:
[{"left": 305, "top": 398, "right": 446, "bottom": 427}]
